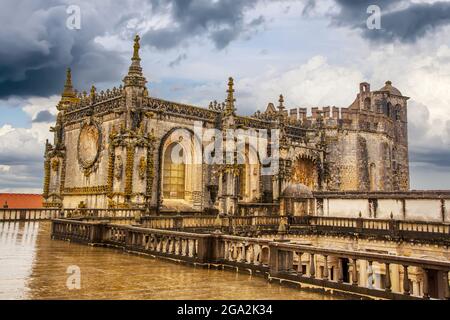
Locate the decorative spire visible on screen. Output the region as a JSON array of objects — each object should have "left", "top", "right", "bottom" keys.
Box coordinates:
[
  {"left": 123, "top": 34, "right": 147, "bottom": 88},
  {"left": 128, "top": 34, "right": 142, "bottom": 74},
  {"left": 58, "top": 67, "right": 79, "bottom": 110},
  {"left": 278, "top": 94, "right": 285, "bottom": 112},
  {"left": 90, "top": 85, "right": 96, "bottom": 104},
  {"left": 224, "top": 77, "right": 236, "bottom": 116},
  {"left": 62, "top": 68, "right": 75, "bottom": 99}
]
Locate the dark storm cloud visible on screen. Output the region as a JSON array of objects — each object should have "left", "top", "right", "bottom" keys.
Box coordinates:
[
  {"left": 0, "top": 0, "right": 128, "bottom": 99},
  {"left": 410, "top": 150, "right": 450, "bottom": 168},
  {"left": 141, "top": 0, "right": 263, "bottom": 50},
  {"left": 408, "top": 101, "right": 450, "bottom": 169},
  {"left": 33, "top": 110, "right": 56, "bottom": 123},
  {"left": 0, "top": 0, "right": 270, "bottom": 99},
  {"left": 327, "top": 0, "right": 450, "bottom": 43}
]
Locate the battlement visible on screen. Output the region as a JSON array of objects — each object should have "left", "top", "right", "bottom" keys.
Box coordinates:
[{"left": 284, "top": 105, "right": 400, "bottom": 135}]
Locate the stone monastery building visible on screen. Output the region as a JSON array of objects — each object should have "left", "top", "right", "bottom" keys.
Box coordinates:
[{"left": 43, "top": 36, "right": 410, "bottom": 213}]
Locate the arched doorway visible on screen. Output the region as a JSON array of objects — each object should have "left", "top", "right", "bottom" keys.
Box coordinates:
[{"left": 157, "top": 127, "right": 203, "bottom": 212}]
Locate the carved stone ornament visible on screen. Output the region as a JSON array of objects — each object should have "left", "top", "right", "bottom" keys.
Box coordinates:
[
  {"left": 51, "top": 158, "right": 60, "bottom": 172},
  {"left": 77, "top": 120, "right": 102, "bottom": 176},
  {"left": 138, "top": 156, "right": 146, "bottom": 180},
  {"left": 114, "top": 155, "right": 123, "bottom": 180}
]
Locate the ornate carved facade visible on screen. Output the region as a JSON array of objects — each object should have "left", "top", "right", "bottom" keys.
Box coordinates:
[{"left": 43, "top": 36, "right": 410, "bottom": 213}]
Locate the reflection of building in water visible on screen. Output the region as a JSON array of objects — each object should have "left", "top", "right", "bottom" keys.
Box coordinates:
[{"left": 42, "top": 36, "right": 410, "bottom": 213}]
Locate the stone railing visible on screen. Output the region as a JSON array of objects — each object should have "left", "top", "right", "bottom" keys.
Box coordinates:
[
  {"left": 268, "top": 241, "right": 450, "bottom": 300},
  {"left": 290, "top": 216, "right": 450, "bottom": 244},
  {"left": 0, "top": 208, "right": 145, "bottom": 222},
  {"left": 0, "top": 208, "right": 61, "bottom": 221},
  {"left": 63, "top": 208, "right": 143, "bottom": 219},
  {"left": 140, "top": 215, "right": 281, "bottom": 233},
  {"left": 313, "top": 191, "right": 450, "bottom": 222},
  {"left": 51, "top": 219, "right": 103, "bottom": 244},
  {"left": 52, "top": 219, "right": 212, "bottom": 263},
  {"left": 51, "top": 218, "right": 450, "bottom": 300},
  {"left": 237, "top": 203, "right": 279, "bottom": 216}
]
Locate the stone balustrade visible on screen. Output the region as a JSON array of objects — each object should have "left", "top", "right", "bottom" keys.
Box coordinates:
[
  {"left": 269, "top": 241, "right": 450, "bottom": 300},
  {"left": 290, "top": 216, "right": 450, "bottom": 244},
  {"left": 51, "top": 218, "right": 450, "bottom": 300},
  {"left": 64, "top": 208, "right": 142, "bottom": 219},
  {"left": 0, "top": 208, "right": 144, "bottom": 222},
  {"left": 140, "top": 215, "right": 281, "bottom": 233},
  {"left": 237, "top": 203, "right": 279, "bottom": 216},
  {"left": 0, "top": 208, "right": 61, "bottom": 221}
]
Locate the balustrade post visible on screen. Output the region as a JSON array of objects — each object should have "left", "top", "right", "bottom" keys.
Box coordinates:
[
  {"left": 174, "top": 216, "right": 183, "bottom": 230},
  {"left": 89, "top": 222, "right": 104, "bottom": 244},
  {"left": 240, "top": 243, "right": 246, "bottom": 263},
  {"left": 403, "top": 265, "right": 410, "bottom": 295},
  {"left": 385, "top": 263, "right": 392, "bottom": 293},
  {"left": 323, "top": 255, "right": 329, "bottom": 280},
  {"left": 352, "top": 259, "right": 358, "bottom": 286},
  {"left": 368, "top": 261, "right": 374, "bottom": 289},
  {"left": 338, "top": 258, "right": 344, "bottom": 283},
  {"left": 423, "top": 269, "right": 430, "bottom": 299},
  {"left": 309, "top": 253, "right": 315, "bottom": 278},
  {"left": 185, "top": 239, "right": 190, "bottom": 257},
  {"left": 297, "top": 252, "right": 303, "bottom": 276},
  {"left": 269, "top": 244, "right": 280, "bottom": 275},
  {"left": 196, "top": 236, "right": 212, "bottom": 263},
  {"left": 443, "top": 271, "right": 449, "bottom": 300}
]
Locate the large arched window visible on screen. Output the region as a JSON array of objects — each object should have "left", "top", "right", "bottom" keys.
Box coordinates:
[{"left": 163, "top": 143, "right": 185, "bottom": 199}]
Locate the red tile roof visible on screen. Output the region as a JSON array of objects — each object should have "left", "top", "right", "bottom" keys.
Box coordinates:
[{"left": 0, "top": 194, "right": 43, "bottom": 209}]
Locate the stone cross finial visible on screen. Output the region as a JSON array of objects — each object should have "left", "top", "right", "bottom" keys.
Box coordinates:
[
  {"left": 133, "top": 35, "right": 141, "bottom": 61},
  {"left": 123, "top": 35, "right": 146, "bottom": 88}
]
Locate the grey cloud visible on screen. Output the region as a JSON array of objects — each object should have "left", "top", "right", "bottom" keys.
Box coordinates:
[
  {"left": 410, "top": 150, "right": 450, "bottom": 169},
  {"left": 325, "top": 0, "right": 450, "bottom": 43},
  {"left": 0, "top": 0, "right": 272, "bottom": 99},
  {"left": 33, "top": 110, "right": 56, "bottom": 123},
  {"left": 0, "top": 162, "right": 44, "bottom": 191},
  {"left": 141, "top": 0, "right": 263, "bottom": 50},
  {"left": 169, "top": 53, "right": 187, "bottom": 67},
  {"left": 301, "top": 0, "right": 316, "bottom": 16},
  {"left": 408, "top": 101, "right": 450, "bottom": 169},
  {"left": 0, "top": 0, "right": 135, "bottom": 99}
]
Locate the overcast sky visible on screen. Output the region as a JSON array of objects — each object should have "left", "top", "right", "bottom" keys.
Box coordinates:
[{"left": 1, "top": 0, "right": 450, "bottom": 192}]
